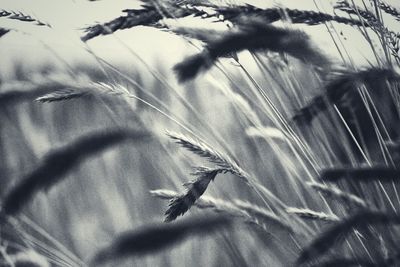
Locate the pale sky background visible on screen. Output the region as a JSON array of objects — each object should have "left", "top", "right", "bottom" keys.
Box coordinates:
[{"left": 0, "top": 0, "right": 399, "bottom": 78}]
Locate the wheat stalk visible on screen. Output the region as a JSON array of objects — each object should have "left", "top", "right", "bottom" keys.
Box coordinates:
[
  {"left": 379, "top": 2, "right": 400, "bottom": 21},
  {"left": 36, "top": 88, "right": 89, "bottom": 102},
  {"left": 174, "top": 18, "right": 329, "bottom": 82},
  {"left": 150, "top": 189, "right": 293, "bottom": 234},
  {"left": 286, "top": 207, "right": 340, "bottom": 222},
  {"left": 164, "top": 167, "right": 221, "bottom": 222},
  {"left": 335, "top": 1, "right": 400, "bottom": 62},
  {"left": 166, "top": 131, "right": 248, "bottom": 180},
  {"left": 335, "top": 1, "right": 378, "bottom": 25},
  {"left": 196, "top": 4, "right": 366, "bottom": 27},
  {"left": 307, "top": 181, "right": 368, "bottom": 209},
  {"left": 81, "top": 3, "right": 197, "bottom": 41},
  {"left": 0, "top": 9, "right": 50, "bottom": 26},
  {"left": 35, "top": 81, "right": 131, "bottom": 103}
]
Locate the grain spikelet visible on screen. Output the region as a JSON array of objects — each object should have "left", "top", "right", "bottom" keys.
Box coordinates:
[
  {"left": 0, "top": 73, "right": 97, "bottom": 106},
  {"left": 35, "top": 81, "right": 130, "bottom": 103},
  {"left": 0, "top": 9, "right": 50, "bottom": 26},
  {"left": 166, "top": 131, "right": 247, "bottom": 180},
  {"left": 174, "top": 19, "right": 329, "bottom": 82},
  {"left": 167, "top": 131, "right": 226, "bottom": 165},
  {"left": 286, "top": 207, "right": 339, "bottom": 222},
  {"left": 81, "top": 3, "right": 194, "bottom": 41},
  {"left": 82, "top": 4, "right": 160, "bottom": 41},
  {"left": 335, "top": 2, "right": 400, "bottom": 61},
  {"left": 246, "top": 127, "right": 290, "bottom": 142},
  {"left": 335, "top": 1, "right": 378, "bottom": 25},
  {"left": 164, "top": 168, "right": 219, "bottom": 222},
  {"left": 0, "top": 28, "right": 10, "bottom": 38},
  {"left": 233, "top": 199, "right": 294, "bottom": 233},
  {"left": 1, "top": 129, "right": 150, "bottom": 216},
  {"left": 297, "top": 211, "right": 400, "bottom": 265},
  {"left": 36, "top": 88, "right": 89, "bottom": 103},
  {"left": 379, "top": 2, "right": 400, "bottom": 21},
  {"left": 321, "top": 166, "right": 400, "bottom": 183},
  {"left": 151, "top": 189, "right": 251, "bottom": 221},
  {"left": 200, "top": 5, "right": 365, "bottom": 27},
  {"left": 150, "top": 189, "right": 293, "bottom": 234},
  {"left": 306, "top": 181, "right": 367, "bottom": 208},
  {"left": 0, "top": 88, "right": 59, "bottom": 106},
  {"left": 90, "top": 215, "right": 232, "bottom": 265},
  {"left": 292, "top": 67, "right": 400, "bottom": 124}
]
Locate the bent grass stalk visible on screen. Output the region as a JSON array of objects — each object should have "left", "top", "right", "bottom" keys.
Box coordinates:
[{"left": 165, "top": 131, "right": 316, "bottom": 237}]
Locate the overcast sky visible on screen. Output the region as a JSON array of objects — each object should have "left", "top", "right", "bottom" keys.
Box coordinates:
[{"left": 0, "top": 0, "right": 399, "bottom": 77}]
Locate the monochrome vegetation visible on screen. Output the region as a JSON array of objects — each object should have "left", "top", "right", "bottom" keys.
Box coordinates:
[{"left": 1, "top": 0, "right": 400, "bottom": 266}]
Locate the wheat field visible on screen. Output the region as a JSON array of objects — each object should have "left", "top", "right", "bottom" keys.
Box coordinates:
[{"left": 1, "top": 0, "right": 400, "bottom": 266}]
